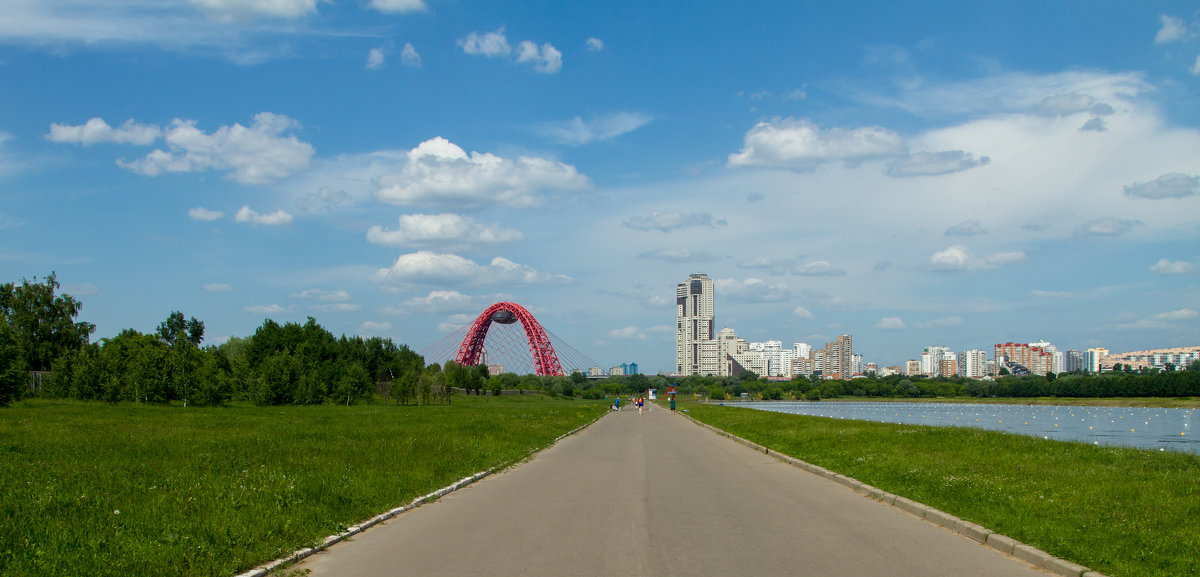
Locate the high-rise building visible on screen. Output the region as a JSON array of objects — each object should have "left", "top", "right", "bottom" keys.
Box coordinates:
[
  {"left": 960, "top": 349, "right": 987, "bottom": 378},
  {"left": 994, "top": 342, "right": 1055, "bottom": 375},
  {"left": 676, "top": 273, "right": 715, "bottom": 376},
  {"left": 921, "top": 346, "right": 953, "bottom": 376},
  {"left": 1065, "top": 350, "right": 1085, "bottom": 373},
  {"left": 1084, "top": 348, "right": 1108, "bottom": 373},
  {"left": 823, "top": 335, "right": 853, "bottom": 379}
]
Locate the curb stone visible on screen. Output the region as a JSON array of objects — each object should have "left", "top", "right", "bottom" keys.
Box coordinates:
[
  {"left": 678, "top": 411, "right": 1103, "bottom": 577},
  {"left": 232, "top": 410, "right": 608, "bottom": 577}
]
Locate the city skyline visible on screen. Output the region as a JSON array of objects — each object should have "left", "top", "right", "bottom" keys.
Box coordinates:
[{"left": 2, "top": 2, "right": 1199, "bottom": 374}]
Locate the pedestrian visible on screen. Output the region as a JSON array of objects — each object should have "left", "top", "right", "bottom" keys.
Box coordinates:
[{"left": 638, "top": 397, "right": 644, "bottom": 414}]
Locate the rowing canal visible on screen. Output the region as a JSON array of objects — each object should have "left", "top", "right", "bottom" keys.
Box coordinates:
[{"left": 734, "top": 401, "right": 1199, "bottom": 454}]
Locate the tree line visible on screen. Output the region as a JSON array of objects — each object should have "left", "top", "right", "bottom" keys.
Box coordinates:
[
  {"left": 0, "top": 272, "right": 672, "bottom": 407},
  {"left": 673, "top": 364, "right": 1200, "bottom": 401}
]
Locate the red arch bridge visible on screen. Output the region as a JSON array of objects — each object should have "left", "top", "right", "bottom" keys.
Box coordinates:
[{"left": 419, "top": 302, "right": 600, "bottom": 376}]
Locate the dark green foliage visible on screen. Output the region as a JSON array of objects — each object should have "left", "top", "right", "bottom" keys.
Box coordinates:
[
  {"left": 0, "top": 272, "right": 95, "bottom": 372},
  {"left": 0, "top": 321, "right": 27, "bottom": 406}
]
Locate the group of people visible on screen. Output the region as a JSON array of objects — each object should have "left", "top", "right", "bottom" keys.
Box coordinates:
[{"left": 611, "top": 396, "right": 647, "bottom": 413}]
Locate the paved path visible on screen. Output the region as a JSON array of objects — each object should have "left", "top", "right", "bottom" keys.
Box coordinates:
[{"left": 295, "top": 406, "right": 1052, "bottom": 576}]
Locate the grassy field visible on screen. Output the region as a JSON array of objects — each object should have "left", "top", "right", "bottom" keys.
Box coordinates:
[
  {"left": 682, "top": 401, "right": 1200, "bottom": 577},
  {"left": 0, "top": 396, "right": 607, "bottom": 577}
]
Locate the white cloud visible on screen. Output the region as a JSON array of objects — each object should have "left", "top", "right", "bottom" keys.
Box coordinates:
[
  {"left": 1155, "top": 14, "right": 1190, "bottom": 44},
  {"left": 944, "top": 220, "right": 988, "bottom": 237},
  {"left": 586, "top": 37, "right": 604, "bottom": 51},
  {"left": 623, "top": 211, "right": 726, "bottom": 232},
  {"left": 1192, "top": 55, "right": 1200, "bottom": 76},
  {"left": 1034, "top": 93, "right": 1116, "bottom": 117},
  {"left": 1153, "top": 308, "right": 1198, "bottom": 321},
  {"left": 374, "top": 137, "right": 590, "bottom": 209},
  {"left": 358, "top": 321, "right": 391, "bottom": 334},
  {"left": 1150, "top": 258, "right": 1199, "bottom": 275},
  {"left": 188, "top": 207, "right": 225, "bottom": 221},
  {"left": 438, "top": 313, "right": 474, "bottom": 333},
  {"left": 46, "top": 118, "right": 161, "bottom": 146},
  {"left": 292, "top": 288, "right": 350, "bottom": 301},
  {"left": 1077, "top": 218, "right": 1141, "bottom": 237},
  {"left": 539, "top": 112, "right": 652, "bottom": 145},
  {"left": 244, "top": 304, "right": 287, "bottom": 314},
  {"left": 715, "top": 278, "right": 789, "bottom": 303},
  {"left": 115, "top": 113, "right": 314, "bottom": 184},
  {"left": 875, "top": 317, "right": 906, "bottom": 330},
  {"left": 916, "top": 316, "right": 963, "bottom": 329},
  {"left": 186, "top": 0, "right": 319, "bottom": 21},
  {"left": 313, "top": 303, "right": 360, "bottom": 313},
  {"left": 927, "top": 246, "right": 1027, "bottom": 271},
  {"left": 637, "top": 248, "right": 721, "bottom": 262},
  {"left": 400, "top": 42, "right": 421, "bottom": 67},
  {"left": 459, "top": 28, "right": 511, "bottom": 57},
  {"left": 728, "top": 117, "right": 905, "bottom": 171},
  {"left": 793, "top": 260, "right": 846, "bottom": 276},
  {"left": 204, "top": 283, "right": 232, "bottom": 292},
  {"left": 516, "top": 40, "right": 562, "bottom": 73},
  {"left": 387, "top": 290, "right": 473, "bottom": 314},
  {"left": 793, "top": 306, "right": 814, "bottom": 319},
  {"left": 366, "top": 213, "right": 524, "bottom": 248},
  {"left": 295, "top": 187, "right": 350, "bottom": 214},
  {"left": 886, "top": 150, "right": 989, "bottom": 177},
  {"left": 367, "top": 0, "right": 427, "bottom": 14},
  {"left": 371, "top": 251, "right": 571, "bottom": 286},
  {"left": 1123, "top": 173, "right": 1200, "bottom": 199},
  {"left": 366, "top": 47, "right": 385, "bottom": 69},
  {"left": 235, "top": 205, "right": 293, "bottom": 226},
  {"left": 608, "top": 326, "right": 648, "bottom": 340}
]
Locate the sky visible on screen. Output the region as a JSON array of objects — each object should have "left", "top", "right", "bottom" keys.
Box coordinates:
[{"left": 2, "top": 1, "right": 1199, "bottom": 373}]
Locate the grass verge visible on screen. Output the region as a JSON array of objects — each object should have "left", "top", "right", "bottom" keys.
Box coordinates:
[
  {"left": 682, "top": 401, "right": 1199, "bottom": 577},
  {"left": 0, "top": 396, "right": 606, "bottom": 577}
]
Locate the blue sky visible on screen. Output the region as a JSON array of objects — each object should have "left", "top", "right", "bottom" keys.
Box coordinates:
[{"left": 2, "top": 1, "right": 1199, "bottom": 373}]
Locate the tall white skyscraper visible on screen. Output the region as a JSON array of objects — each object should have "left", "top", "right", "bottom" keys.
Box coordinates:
[{"left": 676, "top": 273, "right": 715, "bottom": 376}]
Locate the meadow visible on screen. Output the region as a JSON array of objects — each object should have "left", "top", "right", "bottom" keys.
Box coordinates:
[
  {"left": 0, "top": 396, "right": 607, "bottom": 576},
  {"left": 682, "top": 401, "right": 1200, "bottom": 577}
]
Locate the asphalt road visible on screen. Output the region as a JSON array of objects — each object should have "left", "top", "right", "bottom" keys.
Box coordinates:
[{"left": 295, "top": 405, "right": 1052, "bottom": 576}]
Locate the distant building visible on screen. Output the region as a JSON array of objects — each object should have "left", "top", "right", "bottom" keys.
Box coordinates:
[
  {"left": 610, "top": 365, "right": 624, "bottom": 376},
  {"left": 903, "top": 359, "right": 921, "bottom": 376},
  {"left": 676, "top": 273, "right": 715, "bottom": 376},
  {"left": 588, "top": 366, "right": 604, "bottom": 377},
  {"left": 994, "top": 342, "right": 1055, "bottom": 376},
  {"left": 1064, "top": 351, "right": 1085, "bottom": 373},
  {"left": 921, "top": 346, "right": 954, "bottom": 377},
  {"left": 1084, "top": 348, "right": 1109, "bottom": 373},
  {"left": 960, "top": 349, "right": 988, "bottom": 378},
  {"left": 628, "top": 362, "right": 639, "bottom": 375},
  {"left": 1102, "top": 346, "right": 1200, "bottom": 372}
]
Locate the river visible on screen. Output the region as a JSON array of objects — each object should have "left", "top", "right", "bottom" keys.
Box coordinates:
[{"left": 733, "top": 401, "right": 1199, "bottom": 454}]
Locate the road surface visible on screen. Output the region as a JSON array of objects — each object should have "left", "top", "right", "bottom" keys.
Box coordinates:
[{"left": 294, "top": 406, "right": 1052, "bottom": 576}]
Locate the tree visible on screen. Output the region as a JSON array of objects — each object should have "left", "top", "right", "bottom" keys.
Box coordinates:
[
  {"left": 156, "top": 311, "right": 205, "bottom": 348},
  {"left": 0, "top": 272, "right": 95, "bottom": 372},
  {"left": 0, "top": 321, "right": 27, "bottom": 406}
]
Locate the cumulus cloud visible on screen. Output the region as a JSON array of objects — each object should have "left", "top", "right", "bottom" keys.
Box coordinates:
[
  {"left": 793, "top": 306, "right": 814, "bottom": 320},
  {"left": 875, "top": 317, "right": 906, "bottom": 330},
  {"left": 927, "top": 246, "right": 1027, "bottom": 271},
  {"left": 187, "top": 0, "right": 318, "bottom": 21},
  {"left": 586, "top": 37, "right": 604, "bottom": 51},
  {"left": 292, "top": 288, "right": 350, "bottom": 301},
  {"left": 244, "top": 304, "right": 288, "bottom": 314},
  {"left": 886, "top": 150, "right": 990, "bottom": 177},
  {"left": 539, "top": 112, "right": 652, "bottom": 145},
  {"left": 637, "top": 248, "right": 721, "bottom": 262},
  {"left": 916, "top": 316, "right": 963, "bottom": 329},
  {"left": 400, "top": 42, "right": 421, "bottom": 67},
  {"left": 1034, "top": 93, "right": 1116, "bottom": 117},
  {"left": 1155, "top": 14, "right": 1190, "bottom": 44},
  {"left": 366, "top": 47, "right": 385, "bottom": 69},
  {"left": 1150, "top": 258, "right": 1198, "bottom": 275},
  {"left": 366, "top": 213, "right": 524, "bottom": 248},
  {"left": 371, "top": 251, "right": 571, "bottom": 286},
  {"left": 623, "top": 211, "right": 726, "bottom": 232},
  {"left": 728, "top": 117, "right": 905, "bottom": 171},
  {"left": 235, "top": 205, "right": 293, "bottom": 226},
  {"left": 312, "top": 303, "right": 360, "bottom": 313},
  {"left": 715, "top": 278, "right": 789, "bottom": 303},
  {"left": 188, "top": 207, "right": 225, "bottom": 221},
  {"left": 367, "top": 0, "right": 427, "bottom": 14},
  {"left": 1077, "top": 218, "right": 1141, "bottom": 237},
  {"left": 46, "top": 118, "right": 161, "bottom": 146},
  {"left": 516, "top": 41, "right": 562, "bottom": 73},
  {"left": 1123, "top": 173, "right": 1200, "bottom": 199},
  {"left": 358, "top": 321, "right": 391, "bottom": 334},
  {"left": 112, "top": 112, "right": 314, "bottom": 184},
  {"left": 793, "top": 260, "right": 846, "bottom": 276},
  {"left": 373, "top": 137, "right": 590, "bottom": 209},
  {"left": 608, "top": 326, "right": 648, "bottom": 340},
  {"left": 387, "top": 290, "right": 473, "bottom": 314},
  {"left": 1154, "top": 308, "right": 1198, "bottom": 320},
  {"left": 204, "top": 283, "right": 232, "bottom": 292},
  {"left": 460, "top": 28, "right": 511, "bottom": 57},
  {"left": 1118, "top": 308, "right": 1200, "bottom": 331},
  {"left": 944, "top": 219, "right": 988, "bottom": 237}
]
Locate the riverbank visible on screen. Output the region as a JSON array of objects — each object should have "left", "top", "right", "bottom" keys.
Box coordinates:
[
  {"left": 681, "top": 400, "right": 1199, "bottom": 577},
  {"left": 0, "top": 396, "right": 607, "bottom": 577}
]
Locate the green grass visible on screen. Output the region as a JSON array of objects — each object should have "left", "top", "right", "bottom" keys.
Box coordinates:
[
  {"left": 0, "top": 396, "right": 607, "bottom": 577},
  {"left": 682, "top": 401, "right": 1200, "bottom": 577}
]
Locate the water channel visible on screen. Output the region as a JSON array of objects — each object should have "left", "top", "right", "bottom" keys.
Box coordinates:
[{"left": 733, "top": 401, "right": 1200, "bottom": 455}]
